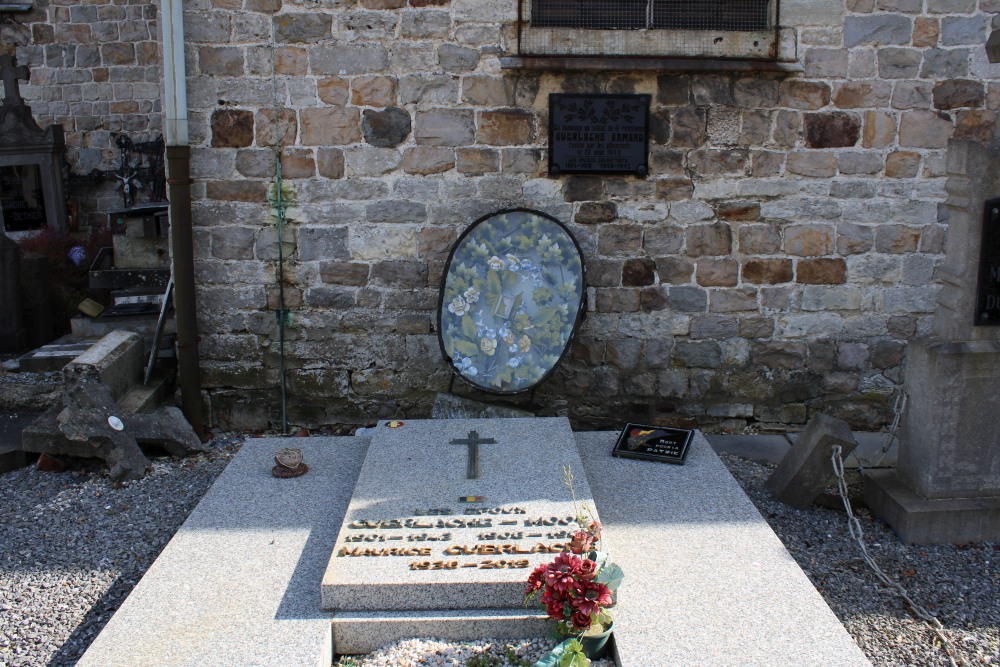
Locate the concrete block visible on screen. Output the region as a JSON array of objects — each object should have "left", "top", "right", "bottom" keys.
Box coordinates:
[
  {"left": 63, "top": 330, "right": 143, "bottom": 401},
  {"left": 863, "top": 469, "right": 1000, "bottom": 544},
  {"left": 765, "top": 413, "right": 858, "bottom": 509}
]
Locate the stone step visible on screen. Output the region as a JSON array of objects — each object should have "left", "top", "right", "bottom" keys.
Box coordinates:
[{"left": 331, "top": 609, "right": 550, "bottom": 654}]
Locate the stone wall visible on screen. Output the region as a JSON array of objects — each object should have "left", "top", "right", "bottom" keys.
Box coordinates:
[
  {"left": 10, "top": 0, "right": 1000, "bottom": 432},
  {"left": 0, "top": 0, "right": 164, "bottom": 223}
]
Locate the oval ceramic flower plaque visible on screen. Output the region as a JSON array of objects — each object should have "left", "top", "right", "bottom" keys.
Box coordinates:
[{"left": 438, "top": 209, "right": 586, "bottom": 394}]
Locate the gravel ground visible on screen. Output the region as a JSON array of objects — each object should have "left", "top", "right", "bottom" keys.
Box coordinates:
[
  {"left": 0, "top": 434, "right": 240, "bottom": 667},
  {"left": 0, "top": 439, "right": 996, "bottom": 667},
  {"left": 721, "top": 453, "right": 999, "bottom": 667}
]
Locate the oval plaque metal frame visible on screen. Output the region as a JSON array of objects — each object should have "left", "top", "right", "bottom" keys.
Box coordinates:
[{"left": 437, "top": 208, "right": 587, "bottom": 395}]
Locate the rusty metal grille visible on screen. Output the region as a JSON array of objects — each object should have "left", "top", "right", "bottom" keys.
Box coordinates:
[{"left": 520, "top": 0, "right": 778, "bottom": 59}]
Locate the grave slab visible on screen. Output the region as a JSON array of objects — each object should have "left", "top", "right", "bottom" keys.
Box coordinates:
[
  {"left": 575, "top": 431, "right": 872, "bottom": 667},
  {"left": 78, "top": 427, "right": 871, "bottom": 666},
  {"left": 77, "top": 436, "right": 371, "bottom": 667},
  {"left": 321, "top": 417, "right": 598, "bottom": 612}
]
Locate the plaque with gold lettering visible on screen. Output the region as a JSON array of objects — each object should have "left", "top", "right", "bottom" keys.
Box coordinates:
[
  {"left": 549, "top": 94, "right": 650, "bottom": 177},
  {"left": 612, "top": 422, "right": 693, "bottom": 465}
]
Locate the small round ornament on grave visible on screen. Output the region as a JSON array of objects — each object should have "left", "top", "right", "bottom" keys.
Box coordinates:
[
  {"left": 272, "top": 447, "right": 308, "bottom": 478},
  {"left": 437, "top": 208, "right": 586, "bottom": 394}
]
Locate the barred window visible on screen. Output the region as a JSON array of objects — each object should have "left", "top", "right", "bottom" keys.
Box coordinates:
[{"left": 519, "top": 0, "right": 779, "bottom": 60}]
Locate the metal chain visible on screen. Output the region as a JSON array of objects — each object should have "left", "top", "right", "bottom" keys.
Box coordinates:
[
  {"left": 830, "top": 445, "right": 968, "bottom": 667},
  {"left": 847, "top": 390, "right": 907, "bottom": 471}
]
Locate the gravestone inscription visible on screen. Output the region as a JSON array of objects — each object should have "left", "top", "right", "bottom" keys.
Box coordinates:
[
  {"left": 321, "top": 417, "right": 601, "bottom": 611},
  {"left": 974, "top": 197, "right": 1000, "bottom": 325},
  {"left": 548, "top": 93, "right": 650, "bottom": 177}
]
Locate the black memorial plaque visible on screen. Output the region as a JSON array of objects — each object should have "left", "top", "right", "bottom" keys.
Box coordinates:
[
  {"left": 975, "top": 198, "right": 1000, "bottom": 325},
  {"left": 611, "top": 422, "right": 693, "bottom": 465},
  {"left": 549, "top": 94, "right": 649, "bottom": 177}
]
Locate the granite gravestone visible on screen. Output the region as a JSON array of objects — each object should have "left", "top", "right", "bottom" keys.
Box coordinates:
[
  {"left": 863, "top": 139, "right": 1000, "bottom": 544},
  {"left": 321, "top": 417, "right": 600, "bottom": 612}
]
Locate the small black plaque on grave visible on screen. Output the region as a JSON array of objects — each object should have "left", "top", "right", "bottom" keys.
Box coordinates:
[
  {"left": 549, "top": 94, "right": 649, "bottom": 177},
  {"left": 611, "top": 423, "right": 693, "bottom": 465},
  {"left": 975, "top": 197, "right": 1000, "bottom": 325}
]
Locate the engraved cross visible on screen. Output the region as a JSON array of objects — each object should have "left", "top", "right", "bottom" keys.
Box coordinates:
[
  {"left": 450, "top": 430, "right": 497, "bottom": 480},
  {"left": 0, "top": 54, "right": 29, "bottom": 107}
]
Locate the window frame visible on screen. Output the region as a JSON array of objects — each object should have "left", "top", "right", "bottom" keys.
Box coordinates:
[{"left": 517, "top": 0, "right": 781, "bottom": 62}]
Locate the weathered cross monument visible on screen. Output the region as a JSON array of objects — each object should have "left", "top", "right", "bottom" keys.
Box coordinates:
[{"left": 864, "top": 139, "right": 1000, "bottom": 544}]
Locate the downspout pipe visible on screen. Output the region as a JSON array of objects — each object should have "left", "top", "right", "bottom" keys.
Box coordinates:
[{"left": 161, "top": 0, "right": 204, "bottom": 434}]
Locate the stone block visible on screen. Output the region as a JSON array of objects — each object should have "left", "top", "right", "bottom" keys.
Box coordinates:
[
  {"left": 796, "top": 258, "right": 847, "bottom": 284},
  {"left": 301, "top": 107, "right": 360, "bottom": 145},
  {"left": 456, "top": 148, "right": 499, "bottom": 174},
  {"left": 844, "top": 14, "right": 911, "bottom": 46},
  {"left": 310, "top": 44, "right": 389, "bottom": 75},
  {"left": 861, "top": 111, "right": 896, "bottom": 148},
  {"left": 621, "top": 258, "right": 656, "bottom": 287},
  {"left": 403, "top": 147, "right": 454, "bottom": 175},
  {"left": 780, "top": 81, "right": 831, "bottom": 110},
  {"left": 211, "top": 109, "right": 253, "bottom": 148},
  {"left": 932, "top": 79, "right": 985, "bottom": 110},
  {"left": 667, "top": 285, "right": 707, "bottom": 312},
  {"left": 685, "top": 223, "right": 732, "bottom": 257},
  {"left": 274, "top": 13, "right": 331, "bottom": 43},
  {"left": 352, "top": 76, "right": 398, "bottom": 107},
  {"left": 318, "top": 77, "right": 350, "bottom": 105},
  {"left": 415, "top": 109, "right": 475, "bottom": 146},
  {"left": 804, "top": 112, "right": 860, "bottom": 148},
  {"left": 696, "top": 259, "right": 738, "bottom": 287},
  {"left": 477, "top": 109, "right": 534, "bottom": 146},
  {"left": 741, "top": 259, "right": 791, "bottom": 286},
  {"left": 63, "top": 331, "right": 143, "bottom": 401},
  {"left": 765, "top": 413, "right": 858, "bottom": 509}
]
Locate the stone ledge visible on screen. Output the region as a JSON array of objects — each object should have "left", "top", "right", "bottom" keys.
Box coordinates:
[
  {"left": 863, "top": 469, "right": 1000, "bottom": 545},
  {"left": 500, "top": 56, "right": 804, "bottom": 73}
]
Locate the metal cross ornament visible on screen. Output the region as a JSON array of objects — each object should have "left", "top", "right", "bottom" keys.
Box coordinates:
[{"left": 450, "top": 430, "right": 497, "bottom": 479}]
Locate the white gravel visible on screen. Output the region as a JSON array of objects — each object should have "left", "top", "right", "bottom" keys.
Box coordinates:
[{"left": 0, "top": 439, "right": 996, "bottom": 667}]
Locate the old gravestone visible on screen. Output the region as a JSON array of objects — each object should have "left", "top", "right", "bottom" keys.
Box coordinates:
[
  {"left": 863, "top": 139, "right": 1000, "bottom": 544},
  {"left": 321, "top": 417, "right": 599, "bottom": 652},
  {"left": 0, "top": 231, "right": 25, "bottom": 352},
  {"left": 0, "top": 54, "right": 67, "bottom": 234}
]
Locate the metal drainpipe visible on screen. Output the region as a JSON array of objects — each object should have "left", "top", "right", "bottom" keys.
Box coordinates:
[
  {"left": 161, "top": 0, "right": 204, "bottom": 434},
  {"left": 166, "top": 145, "right": 204, "bottom": 435}
]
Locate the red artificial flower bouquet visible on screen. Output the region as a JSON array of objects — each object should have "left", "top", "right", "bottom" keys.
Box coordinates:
[{"left": 524, "top": 467, "right": 624, "bottom": 664}]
